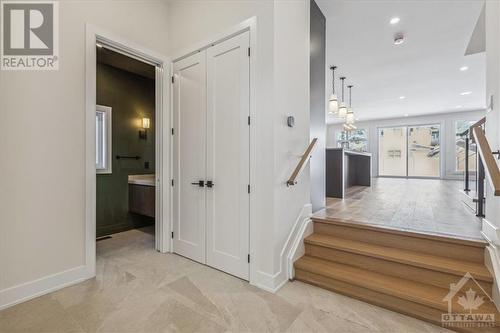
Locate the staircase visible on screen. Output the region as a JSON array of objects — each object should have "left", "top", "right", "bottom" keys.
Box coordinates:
[{"left": 294, "top": 217, "right": 499, "bottom": 332}]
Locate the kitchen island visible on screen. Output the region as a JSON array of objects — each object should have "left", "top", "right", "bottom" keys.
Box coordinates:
[{"left": 326, "top": 148, "right": 372, "bottom": 198}]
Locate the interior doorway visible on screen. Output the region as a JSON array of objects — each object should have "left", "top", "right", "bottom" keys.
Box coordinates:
[
  {"left": 85, "top": 25, "right": 171, "bottom": 280},
  {"left": 95, "top": 46, "right": 157, "bottom": 242},
  {"left": 172, "top": 31, "right": 251, "bottom": 280}
]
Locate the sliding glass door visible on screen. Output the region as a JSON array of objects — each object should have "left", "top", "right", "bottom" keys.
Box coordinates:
[
  {"left": 408, "top": 125, "right": 440, "bottom": 177},
  {"left": 378, "top": 127, "right": 407, "bottom": 177},
  {"left": 378, "top": 124, "right": 440, "bottom": 178}
]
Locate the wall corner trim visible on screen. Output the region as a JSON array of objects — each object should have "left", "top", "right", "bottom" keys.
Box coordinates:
[
  {"left": 484, "top": 245, "right": 500, "bottom": 311},
  {"left": 252, "top": 203, "right": 313, "bottom": 293},
  {"left": 0, "top": 265, "right": 91, "bottom": 311},
  {"left": 482, "top": 218, "right": 500, "bottom": 246}
]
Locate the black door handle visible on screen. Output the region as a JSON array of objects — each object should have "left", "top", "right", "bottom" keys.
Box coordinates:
[
  {"left": 206, "top": 180, "right": 214, "bottom": 188},
  {"left": 191, "top": 180, "right": 205, "bottom": 187}
]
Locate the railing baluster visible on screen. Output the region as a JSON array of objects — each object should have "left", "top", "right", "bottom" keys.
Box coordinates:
[{"left": 464, "top": 136, "right": 470, "bottom": 192}]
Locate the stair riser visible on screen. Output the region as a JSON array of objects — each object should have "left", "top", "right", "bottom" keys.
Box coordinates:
[
  {"left": 314, "top": 222, "right": 485, "bottom": 263},
  {"left": 305, "top": 244, "right": 493, "bottom": 294},
  {"left": 295, "top": 269, "right": 499, "bottom": 333}
]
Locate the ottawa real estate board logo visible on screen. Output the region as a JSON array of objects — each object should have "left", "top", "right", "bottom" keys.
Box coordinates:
[
  {"left": 1, "top": 1, "right": 59, "bottom": 70},
  {"left": 441, "top": 272, "right": 497, "bottom": 328}
]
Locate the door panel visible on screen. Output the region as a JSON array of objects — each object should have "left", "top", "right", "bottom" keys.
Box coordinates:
[
  {"left": 206, "top": 32, "right": 250, "bottom": 280},
  {"left": 173, "top": 53, "right": 207, "bottom": 264},
  {"left": 378, "top": 127, "right": 407, "bottom": 177},
  {"left": 408, "top": 125, "right": 440, "bottom": 178}
]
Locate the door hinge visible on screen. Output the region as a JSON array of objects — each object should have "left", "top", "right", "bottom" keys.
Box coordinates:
[
  {"left": 247, "top": 254, "right": 250, "bottom": 263},
  {"left": 171, "top": 128, "right": 174, "bottom": 135},
  {"left": 171, "top": 76, "right": 175, "bottom": 84},
  {"left": 171, "top": 179, "right": 174, "bottom": 186},
  {"left": 248, "top": 116, "right": 251, "bottom": 126},
  {"left": 248, "top": 47, "right": 250, "bottom": 57},
  {"left": 247, "top": 184, "right": 251, "bottom": 194},
  {"left": 171, "top": 231, "right": 174, "bottom": 239}
]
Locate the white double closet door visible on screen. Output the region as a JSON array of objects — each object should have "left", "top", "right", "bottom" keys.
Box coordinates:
[{"left": 173, "top": 31, "right": 250, "bottom": 280}]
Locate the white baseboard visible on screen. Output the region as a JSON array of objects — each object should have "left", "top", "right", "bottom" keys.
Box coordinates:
[
  {"left": 250, "top": 204, "right": 312, "bottom": 293},
  {"left": 287, "top": 217, "right": 313, "bottom": 280},
  {"left": 0, "top": 265, "right": 92, "bottom": 310},
  {"left": 484, "top": 245, "right": 500, "bottom": 311},
  {"left": 482, "top": 218, "right": 500, "bottom": 246}
]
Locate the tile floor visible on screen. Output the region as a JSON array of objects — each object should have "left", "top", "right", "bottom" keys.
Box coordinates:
[
  {"left": 0, "top": 226, "right": 452, "bottom": 333},
  {"left": 323, "top": 178, "right": 482, "bottom": 240}
]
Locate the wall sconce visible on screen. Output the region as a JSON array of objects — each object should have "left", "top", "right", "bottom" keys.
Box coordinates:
[{"left": 139, "top": 117, "right": 150, "bottom": 140}]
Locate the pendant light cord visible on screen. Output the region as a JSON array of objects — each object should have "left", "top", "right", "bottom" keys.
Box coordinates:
[
  {"left": 340, "top": 77, "right": 346, "bottom": 102},
  {"left": 330, "top": 66, "right": 337, "bottom": 95},
  {"left": 348, "top": 85, "right": 353, "bottom": 107}
]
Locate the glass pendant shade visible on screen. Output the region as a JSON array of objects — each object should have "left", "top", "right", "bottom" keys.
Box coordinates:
[
  {"left": 328, "top": 94, "right": 339, "bottom": 114},
  {"left": 338, "top": 103, "right": 347, "bottom": 118},
  {"left": 346, "top": 108, "right": 355, "bottom": 124}
]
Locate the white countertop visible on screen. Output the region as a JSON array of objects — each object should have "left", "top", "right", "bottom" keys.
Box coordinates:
[{"left": 128, "top": 174, "right": 156, "bottom": 186}]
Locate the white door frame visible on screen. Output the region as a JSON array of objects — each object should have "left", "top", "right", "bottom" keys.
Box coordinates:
[
  {"left": 84, "top": 24, "right": 171, "bottom": 278},
  {"left": 170, "top": 17, "right": 258, "bottom": 283}
]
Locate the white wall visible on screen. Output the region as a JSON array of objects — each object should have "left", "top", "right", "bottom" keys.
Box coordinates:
[
  {"left": 0, "top": 0, "right": 311, "bottom": 304},
  {"left": 168, "top": 0, "right": 310, "bottom": 290},
  {"left": 272, "top": 0, "right": 310, "bottom": 288},
  {"left": 327, "top": 110, "right": 485, "bottom": 179},
  {"left": 484, "top": 0, "right": 500, "bottom": 247},
  {"left": 0, "top": 0, "right": 169, "bottom": 304}
]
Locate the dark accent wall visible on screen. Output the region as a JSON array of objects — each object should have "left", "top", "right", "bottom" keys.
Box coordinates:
[
  {"left": 96, "top": 63, "right": 155, "bottom": 237},
  {"left": 310, "top": 0, "right": 326, "bottom": 212}
]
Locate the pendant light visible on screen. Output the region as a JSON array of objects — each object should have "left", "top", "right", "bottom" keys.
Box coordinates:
[
  {"left": 328, "top": 66, "right": 339, "bottom": 114},
  {"left": 346, "top": 85, "right": 355, "bottom": 125},
  {"left": 338, "top": 77, "right": 347, "bottom": 118}
]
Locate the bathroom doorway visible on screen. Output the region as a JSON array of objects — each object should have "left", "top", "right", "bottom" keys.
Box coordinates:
[
  {"left": 95, "top": 46, "right": 157, "bottom": 244},
  {"left": 85, "top": 26, "right": 171, "bottom": 279}
]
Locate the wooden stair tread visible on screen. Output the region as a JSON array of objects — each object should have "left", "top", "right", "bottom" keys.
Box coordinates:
[
  {"left": 305, "top": 233, "right": 493, "bottom": 282},
  {"left": 311, "top": 216, "right": 487, "bottom": 247},
  {"left": 294, "top": 255, "right": 498, "bottom": 314}
]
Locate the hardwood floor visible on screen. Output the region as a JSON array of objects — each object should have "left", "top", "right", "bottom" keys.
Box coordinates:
[{"left": 323, "top": 178, "right": 482, "bottom": 240}]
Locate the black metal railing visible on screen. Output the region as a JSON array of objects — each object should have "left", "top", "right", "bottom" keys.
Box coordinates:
[{"left": 460, "top": 118, "right": 485, "bottom": 217}]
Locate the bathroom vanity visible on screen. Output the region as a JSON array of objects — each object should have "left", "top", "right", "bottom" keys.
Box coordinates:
[{"left": 128, "top": 174, "right": 155, "bottom": 218}]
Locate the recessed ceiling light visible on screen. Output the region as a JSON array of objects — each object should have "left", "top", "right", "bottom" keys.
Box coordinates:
[
  {"left": 460, "top": 66, "right": 469, "bottom": 71},
  {"left": 399, "top": 96, "right": 406, "bottom": 99},
  {"left": 460, "top": 91, "right": 472, "bottom": 96},
  {"left": 456, "top": 105, "right": 463, "bottom": 108},
  {"left": 390, "top": 17, "right": 400, "bottom": 25},
  {"left": 404, "top": 114, "right": 409, "bottom": 117}
]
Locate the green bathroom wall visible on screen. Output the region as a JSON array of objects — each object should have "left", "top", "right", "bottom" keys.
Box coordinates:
[{"left": 96, "top": 63, "right": 155, "bottom": 237}]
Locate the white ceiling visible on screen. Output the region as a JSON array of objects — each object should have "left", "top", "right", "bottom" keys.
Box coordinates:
[{"left": 316, "top": 0, "right": 486, "bottom": 124}]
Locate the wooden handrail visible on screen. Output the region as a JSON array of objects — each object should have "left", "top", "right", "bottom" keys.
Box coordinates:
[
  {"left": 459, "top": 117, "right": 486, "bottom": 138},
  {"left": 473, "top": 126, "right": 500, "bottom": 196},
  {"left": 471, "top": 117, "right": 486, "bottom": 129},
  {"left": 287, "top": 138, "right": 318, "bottom": 186},
  {"left": 469, "top": 117, "right": 486, "bottom": 140}
]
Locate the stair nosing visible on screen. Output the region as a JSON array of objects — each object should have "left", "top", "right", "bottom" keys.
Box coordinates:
[
  {"left": 304, "top": 234, "right": 493, "bottom": 282},
  {"left": 312, "top": 217, "right": 487, "bottom": 248},
  {"left": 294, "top": 255, "right": 498, "bottom": 314}
]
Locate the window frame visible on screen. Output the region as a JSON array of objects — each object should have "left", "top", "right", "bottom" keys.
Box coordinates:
[
  {"left": 336, "top": 128, "right": 369, "bottom": 152},
  {"left": 454, "top": 120, "right": 477, "bottom": 173},
  {"left": 96, "top": 105, "right": 112, "bottom": 174}
]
